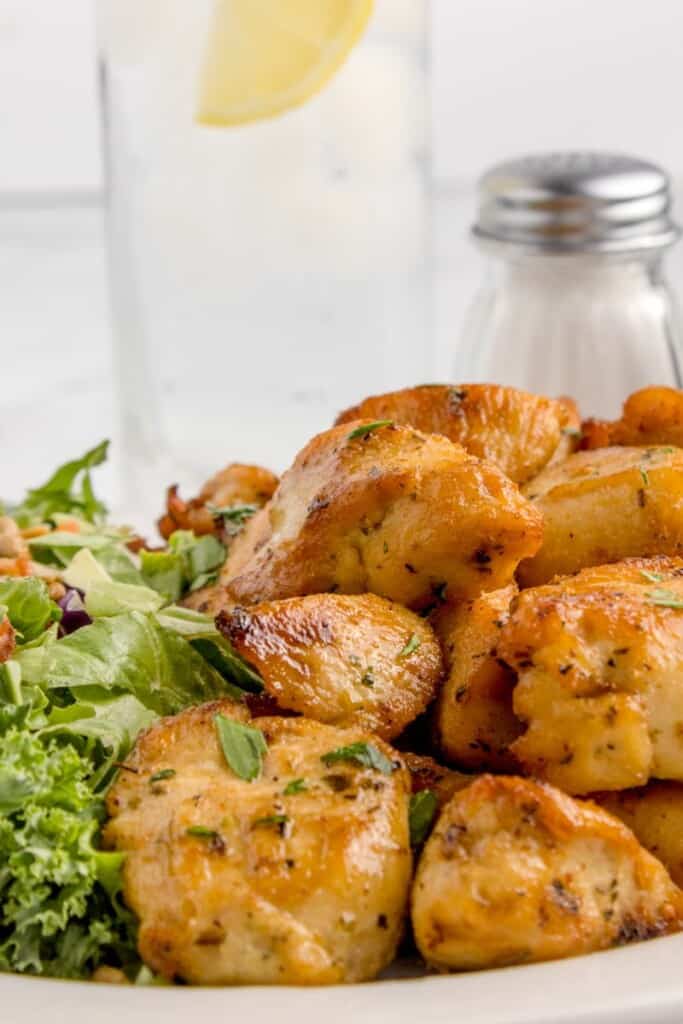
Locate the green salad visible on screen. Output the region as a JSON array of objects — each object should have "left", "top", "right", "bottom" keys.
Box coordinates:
[{"left": 0, "top": 444, "right": 261, "bottom": 980}]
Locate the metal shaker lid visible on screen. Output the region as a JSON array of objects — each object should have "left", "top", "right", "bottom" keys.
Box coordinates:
[{"left": 473, "top": 152, "right": 680, "bottom": 252}]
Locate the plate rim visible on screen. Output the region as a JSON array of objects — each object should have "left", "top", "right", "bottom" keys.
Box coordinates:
[{"left": 4, "top": 931, "right": 683, "bottom": 1024}]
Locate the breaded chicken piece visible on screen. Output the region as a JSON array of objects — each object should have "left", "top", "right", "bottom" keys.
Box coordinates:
[
  {"left": 335, "top": 385, "right": 579, "bottom": 485},
  {"left": 0, "top": 615, "right": 15, "bottom": 662},
  {"left": 433, "top": 585, "right": 521, "bottom": 772},
  {"left": 105, "top": 701, "right": 412, "bottom": 985},
  {"left": 411, "top": 775, "right": 683, "bottom": 971},
  {"left": 499, "top": 558, "right": 683, "bottom": 794},
  {"left": 218, "top": 593, "right": 442, "bottom": 741},
  {"left": 582, "top": 387, "right": 683, "bottom": 451},
  {"left": 158, "top": 463, "right": 278, "bottom": 540},
  {"left": 596, "top": 783, "right": 683, "bottom": 888},
  {"left": 402, "top": 752, "right": 474, "bottom": 809},
  {"left": 518, "top": 445, "right": 683, "bottom": 586},
  {"left": 221, "top": 421, "right": 543, "bottom": 611}
]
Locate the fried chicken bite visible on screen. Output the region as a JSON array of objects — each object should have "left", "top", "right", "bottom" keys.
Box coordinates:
[
  {"left": 221, "top": 421, "right": 543, "bottom": 611},
  {"left": 518, "top": 445, "right": 683, "bottom": 586},
  {"left": 218, "top": 593, "right": 442, "bottom": 741},
  {"left": 158, "top": 463, "right": 278, "bottom": 541},
  {"left": 582, "top": 387, "right": 683, "bottom": 451},
  {"left": 411, "top": 775, "right": 683, "bottom": 972},
  {"left": 596, "top": 783, "right": 683, "bottom": 889},
  {"left": 336, "top": 384, "right": 579, "bottom": 485},
  {"left": 105, "top": 701, "right": 412, "bottom": 985},
  {"left": 499, "top": 558, "right": 683, "bottom": 794},
  {"left": 433, "top": 585, "right": 521, "bottom": 772}
]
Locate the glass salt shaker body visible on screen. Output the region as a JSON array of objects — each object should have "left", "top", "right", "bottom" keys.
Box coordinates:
[{"left": 455, "top": 153, "right": 683, "bottom": 418}]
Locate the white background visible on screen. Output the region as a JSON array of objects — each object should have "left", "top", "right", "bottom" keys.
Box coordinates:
[{"left": 2, "top": 0, "right": 683, "bottom": 498}]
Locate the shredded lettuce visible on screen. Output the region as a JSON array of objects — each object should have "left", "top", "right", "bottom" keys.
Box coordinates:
[
  {"left": 8, "top": 441, "right": 109, "bottom": 527},
  {"left": 16, "top": 610, "right": 242, "bottom": 715},
  {"left": 0, "top": 710, "right": 138, "bottom": 978},
  {"left": 141, "top": 530, "right": 226, "bottom": 601},
  {"left": 0, "top": 578, "right": 61, "bottom": 643}
]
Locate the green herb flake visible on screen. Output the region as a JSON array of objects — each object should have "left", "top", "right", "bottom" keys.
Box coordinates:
[
  {"left": 561, "top": 427, "right": 582, "bottom": 439},
  {"left": 347, "top": 420, "right": 394, "bottom": 441},
  {"left": 149, "top": 768, "right": 176, "bottom": 784},
  {"left": 640, "top": 570, "right": 664, "bottom": 584},
  {"left": 398, "top": 633, "right": 421, "bottom": 658},
  {"left": 647, "top": 588, "right": 683, "bottom": 610},
  {"left": 214, "top": 714, "right": 267, "bottom": 781},
  {"left": 321, "top": 742, "right": 395, "bottom": 776},
  {"left": 409, "top": 789, "right": 439, "bottom": 847},
  {"left": 283, "top": 778, "right": 307, "bottom": 796},
  {"left": 209, "top": 504, "right": 258, "bottom": 536},
  {"left": 252, "top": 814, "right": 289, "bottom": 831},
  {"left": 360, "top": 669, "right": 375, "bottom": 687},
  {"left": 186, "top": 825, "right": 219, "bottom": 840},
  {"left": 640, "top": 467, "right": 649, "bottom": 487}
]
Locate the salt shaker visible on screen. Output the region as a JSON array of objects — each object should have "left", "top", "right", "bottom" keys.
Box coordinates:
[{"left": 455, "top": 153, "right": 683, "bottom": 417}]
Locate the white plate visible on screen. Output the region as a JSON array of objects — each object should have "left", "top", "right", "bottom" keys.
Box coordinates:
[{"left": 4, "top": 933, "right": 683, "bottom": 1024}]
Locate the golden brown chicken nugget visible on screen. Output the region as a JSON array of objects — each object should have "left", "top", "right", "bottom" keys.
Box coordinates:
[
  {"left": 500, "top": 558, "right": 683, "bottom": 793},
  {"left": 218, "top": 593, "right": 442, "bottom": 740},
  {"left": 158, "top": 463, "right": 278, "bottom": 540},
  {"left": 411, "top": 775, "right": 683, "bottom": 971},
  {"left": 433, "top": 585, "right": 521, "bottom": 772},
  {"left": 336, "top": 384, "right": 579, "bottom": 484},
  {"left": 582, "top": 387, "right": 683, "bottom": 451},
  {"left": 518, "top": 445, "right": 683, "bottom": 586},
  {"left": 222, "top": 421, "right": 543, "bottom": 611},
  {"left": 105, "top": 704, "right": 412, "bottom": 986}
]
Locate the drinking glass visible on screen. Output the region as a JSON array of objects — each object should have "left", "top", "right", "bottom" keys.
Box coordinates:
[{"left": 97, "top": 1, "right": 433, "bottom": 523}]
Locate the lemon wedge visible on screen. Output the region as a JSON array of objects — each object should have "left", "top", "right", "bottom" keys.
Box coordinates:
[{"left": 196, "top": 0, "right": 374, "bottom": 126}]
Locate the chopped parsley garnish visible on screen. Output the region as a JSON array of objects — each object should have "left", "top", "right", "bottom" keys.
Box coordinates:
[
  {"left": 640, "top": 467, "right": 649, "bottom": 486},
  {"left": 561, "top": 427, "right": 582, "bottom": 439},
  {"left": 640, "top": 570, "right": 664, "bottom": 584},
  {"left": 409, "top": 790, "right": 438, "bottom": 846},
  {"left": 210, "top": 503, "right": 258, "bottom": 535},
  {"left": 321, "top": 742, "right": 395, "bottom": 775},
  {"left": 347, "top": 420, "right": 394, "bottom": 441},
  {"left": 398, "top": 633, "right": 421, "bottom": 658},
  {"left": 253, "top": 814, "right": 289, "bottom": 831},
  {"left": 186, "top": 826, "right": 220, "bottom": 840},
  {"left": 360, "top": 669, "right": 375, "bottom": 687},
  {"left": 214, "top": 714, "right": 268, "bottom": 781},
  {"left": 283, "top": 778, "right": 307, "bottom": 796},
  {"left": 647, "top": 588, "right": 683, "bottom": 610},
  {"left": 149, "top": 768, "right": 176, "bottom": 784}
]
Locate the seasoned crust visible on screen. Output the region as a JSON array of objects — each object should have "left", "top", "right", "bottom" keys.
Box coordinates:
[
  {"left": 335, "top": 384, "right": 580, "bottom": 484},
  {"left": 218, "top": 593, "right": 442, "bottom": 740},
  {"left": 582, "top": 387, "right": 683, "bottom": 451},
  {"left": 222, "top": 421, "right": 543, "bottom": 611},
  {"left": 433, "top": 585, "right": 521, "bottom": 772},
  {"left": 411, "top": 775, "right": 683, "bottom": 971},
  {"left": 518, "top": 445, "right": 683, "bottom": 586},
  {"left": 499, "top": 557, "right": 683, "bottom": 793},
  {"left": 105, "top": 707, "right": 411, "bottom": 985}
]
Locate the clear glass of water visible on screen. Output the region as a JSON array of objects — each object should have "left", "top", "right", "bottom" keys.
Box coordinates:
[{"left": 97, "top": 1, "right": 433, "bottom": 523}]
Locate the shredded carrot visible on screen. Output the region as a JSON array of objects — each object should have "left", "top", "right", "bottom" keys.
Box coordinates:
[
  {"left": 57, "top": 519, "right": 82, "bottom": 534},
  {"left": 20, "top": 524, "right": 51, "bottom": 539}
]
